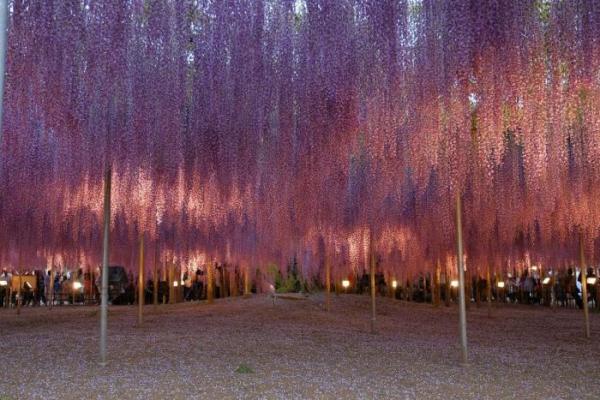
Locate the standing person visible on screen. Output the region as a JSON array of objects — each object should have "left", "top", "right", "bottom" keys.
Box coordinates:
[{"left": 0, "top": 269, "right": 8, "bottom": 307}]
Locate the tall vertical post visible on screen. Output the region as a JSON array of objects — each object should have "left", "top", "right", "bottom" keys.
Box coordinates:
[
  {"left": 137, "top": 233, "right": 144, "bottom": 325},
  {"left": 99, "top": 166, "right": 111, "bottom": 366},
  {"left": 486, "top": 265, "right": 492, "bottom": 317},
  {"left": 243, "top": 265, "right": 251, "bottom": 297},
  {"left": 455, "top": 191, "right": 468, "bottom": 364},
  {"left": 370, "top": 240, "right": 376, "bottom": 334},
  {"left": 153, "top": 243, "right": 158, "bottom": 310},
  {"left": 579, "top": 232, "right": 590, "bottom": 339},
  {"left": 49, "top": 258, "right": 55, "bottom": 310},
  {"left": 168, "top": 260, "right": 175, "bottom": 304},
  {"left": 325, "top": 254, "right": 331, "bottom": 312},
  {"left": 16, "top": 250, "right": 22, "bottom": 314},
  {"left": 207, "top": 261, "right": 214, "bottom": 304}
]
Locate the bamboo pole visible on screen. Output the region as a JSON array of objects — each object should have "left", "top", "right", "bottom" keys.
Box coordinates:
[
  {"left": 434, "top": 260, "right": 441, "bottom": 307},
  {"left": 486, "top": 265, "right": 492, "bottom": 317},
  {"left": 370, "top": 243, "right": 376, "bottom": 334},
  {"left": 99, "top": 166, "right": 111, "bottom": 366},
  {"left": 207, "top": 261, "right": 214, "bottom": 304},
  {"left": 243, "top": 265, "right": 251, "bottom": 298},
  {"left": 49, "top": 257, "right": 54, "bottom": 310},
  {"left": 168, "top": 260, "right": 175, "bottom": 304},
  {"left": 325, "top": 254, "right": 331, "bottom": 312},
  {"left": 153, "top": 244, "right": 158, "bottom": 311},
  {"left": 455, "top": 191, "right": 468, "bottom": 365},
  {"left": 137, "top": 233, "right": 144, "bottom": 325},
  {"left": 162, "top": 258, "right": 167, "bottom": 304},
  {"left": 579, "top": 232, "right": 590, "bottom": 339}
]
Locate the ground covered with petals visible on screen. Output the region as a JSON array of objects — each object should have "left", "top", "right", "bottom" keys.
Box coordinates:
[{"left": 1, "top": 295, "right": 599, "bottom": 400}]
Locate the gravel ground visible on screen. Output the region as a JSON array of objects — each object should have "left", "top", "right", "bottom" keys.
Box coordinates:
[{"left": 0, "top": 294, "right": 599, "bottom": 400}]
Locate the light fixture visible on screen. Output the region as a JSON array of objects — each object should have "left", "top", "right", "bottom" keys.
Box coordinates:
[
  {"left": 173, "top": 281, "right": 179, "bottom": 287},
  {"left": 531, "top": 266, "right": 538, "bottom": 271},
  {"left": 497, "top": 281, "right": 505, "bottom": 288},
  {"left": 73, "top": 281, "right": 83, "bottom": 290},
  {"left": 0, "top": 280, "right": 7, "bottom": 287},
  {"left": 391, "top": 280, "right": 398, "bottom": 289},
  {"left": 450, "top": 280, "right": 459, "bottom": 288},
  {"left": 342, "top": 280, "right": 350, "bottom": 289},
  {"left": 542, "top": 277, "right": 550, "bottom": 285},
  {"left": 587, "top": 277, "right": 597, "bottom": 285}
]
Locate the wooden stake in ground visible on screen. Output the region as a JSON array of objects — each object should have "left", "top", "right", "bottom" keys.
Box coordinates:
[
  {"left": 579, "top": 232, "right": 590, "bottom": 339},
  {"left": 455, "top": 191, "right": 468, "bottom": 365},
  {"left": 370, "top": 242, "right": 376, "bottom": 334},
  {"left": 433, "top": 261, "right": 441, "bottom": 307},
  {"left": 243, "top": 265, "right": 251, "bottom": 297},
  {"left": 137, "top": 233, "right": 144, "bottom": 325},
  {"left": 168, "top": 260, "right": 175, "bottom": 305},
  {"left": 207, "top": 261, "right": 214, "bottom": 304},
  {"left": 15, "top": 248, "right": 24, "bottom": 314},
  {"left": 99, "top": 166, "right": 111, "bottom": 365},
  {"left": 153, "top": 244, "right": 158, "bottom": 310},
  {"left": 486, "top": 265, "right": 492, "bottom": 317},
  {"left": 325, "top": 254, "right": 331, "bottom": 312}
]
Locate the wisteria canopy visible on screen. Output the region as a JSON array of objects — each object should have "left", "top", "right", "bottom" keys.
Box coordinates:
[{"left": 2, "top": 0, "right": 600, "bottom": 282}]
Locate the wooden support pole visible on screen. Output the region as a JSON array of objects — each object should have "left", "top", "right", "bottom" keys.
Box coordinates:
[
  {"left": 455, "top": 191, "right": 468, "bottom": 365},
  {"left": 370, "top": 243, "right": 376, "bottom": 334},
  {"left": 325, "top": 254, "right": 331, "bottom": 312},
  {"left": 162, "top": 258, "right": 167, "bottom": 305},
  {"left": 99, "top": 166, "right": 111, "bottom": 366},
  {"left": 433, "top": 261, "right": 441, "bottom": 307},
  {"left": 207, "top": 261, "right": 214, "bottom": 304},
  {"left": 579, "top": 232, "right": 590, "bottom": 339},
  {"left": 137, "top": 233, "right": 144, "bottom": 325},
  {"left": 486, "top": 265, "right": 492, "bottom": 317},
  {"left": 243, "top": 265, "right": 251, "bottom": 298},
  {"left": 153, "top": 244, "right": 158, "bottom": 310},
  {"left": 168, "top": 261, "right": 175, "bottom": 304}
]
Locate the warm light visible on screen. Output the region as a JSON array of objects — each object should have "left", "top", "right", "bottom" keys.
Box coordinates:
[
  {"left": 0, "top": 280, "right": 7, "bottom": 287},
  {"left": 587, "top": 277, "right": 597, "bottom": 285},
  {"left": 342, "top": 280, "right": 350, "bottom": 289},
  {"left": 180, "top": 280, "right": 184, "bottom": 285},
  {"left": 173, "top": 281, "right": 179, "bottom": 287},
  {"left": 531, "top": 266, "right": 538, "bottom": 271},
  {"left": 542, "top": 277, "right": 550, "bottom": 285},
  {"left": 497, "top": 281, "right": 505, "bottom": 288},
  {"left": 391, "top": 280, "right": 398, "bottom": 289},
  {"left": 73, "top": 281, "right": 83, "bottom": 290},
  {"left": 450, "top": 280, "right": 459, "bottom": 288}
]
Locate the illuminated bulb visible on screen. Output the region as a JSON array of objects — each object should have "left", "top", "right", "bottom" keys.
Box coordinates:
[
  {"left": 0, "top": 280, "right": 7, "bottom": 286},
  {"left": 587, "top": 277, "right": 597, "bottom": 285},
  {"left": 73, "top": 281, "right": 83, "bottom": 290},
  {"left": 450, "top": 280, "right": 459, "bottom": 288},
  {"left": 497, "top": 281, "right": 505, "bottom": 288},
  {"left": 342, "top": 280, "right": 350, "bottom": 289},
  {"left": 542, "top": 277, "right": 550, "bottom": 285},
  {"left": 173, "top": 281, "right": 179, "bottom": 287},
  {"left": 531, "top": 266, "right": 538, "bottom": 271},
  {"left": 391, "top": 280, "right": 398, "bottom": 289}
]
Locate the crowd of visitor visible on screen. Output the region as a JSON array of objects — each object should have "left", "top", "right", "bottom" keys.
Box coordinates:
[{"left": 1, "top": 264, "right": 598, "bottom": 310}]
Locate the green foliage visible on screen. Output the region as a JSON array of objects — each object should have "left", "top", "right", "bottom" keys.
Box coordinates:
[{"left": 235, "top": 363, "right": 254, "bottom": 374}]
